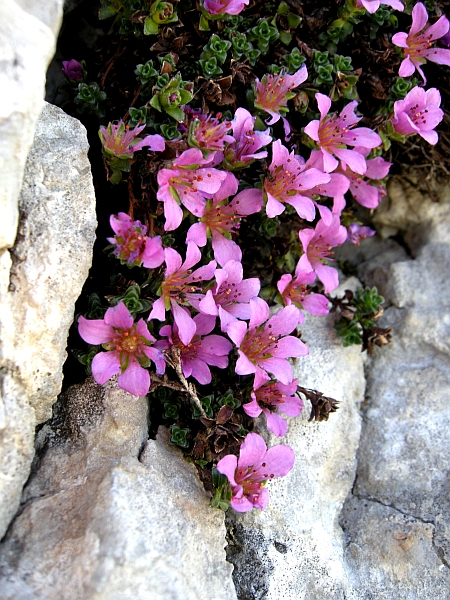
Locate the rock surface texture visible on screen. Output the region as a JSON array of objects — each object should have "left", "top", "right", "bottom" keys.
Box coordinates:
[
  {"left": 0, "top": 102, "right": 96, "bottom": 538},
  {"left": 0, "top": 0, "right": 63, "bottom": 249},
  {"left": 0, "top": 378, "right": 237, "bottom": 600},
  {"left": 340, "top": 176, "right": 450, "bottom": 599}
]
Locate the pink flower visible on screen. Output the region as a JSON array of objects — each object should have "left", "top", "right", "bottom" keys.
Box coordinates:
[
  {"left": 223, "top": 108, "right": 272, "bottom": 170},
  {"left": 263, "top": 140, "right": 331, "bottom": 220},
  {"left": 156, "top": 313, "right": 232, "bottom": 385},
  {"left": 157, "top": 148, "right": 227, "bottom": 231},
  {"left": 333, "top": 147, "right": 391, "bottom": 209},
  {"left": 392, "top": 3, "right": 450, "bottom": 83},
  {"left": 300, "top": 150, "right": 352, "bottom": 224},
  {"left": 186, "top": 172, "right": 263, "bottom": 266},
  {"left": 304, "top": 94, "right": 382, "bottom": 175},
  {"left": 192, "top": 259, "right": 260, "bottom": 331},
  {"left": 226, "top": 298, "right": 309, "bottom": 387},
  {"left": 391, "top": 86, "right": 444, "bottom": 145},
  {"left": 99, "top": 120, "right": 165, "bottom": 158},
  {"left": 107, "top": 212, "right": 164, "bottom": 268},
  {"left": 243, "top": 376, "right": 303, "bottom": 437},
  {"left": 347, "top": 223, "right": 376, "bottom": 245},
  {"left": 149, "top": 242, "right": 216, "bottom": 346},
  {"left": 62, "top": 59, "right": 84, "bottom": 81},
  {"left": 277, "top": 267, "right": 329, "bottom": 322},
  {"left": 254, "top": 67, "right": 308, "bottom": 126},
  {"left": 356, "top": 0, "right": 404, "bottom": 13},
  {"left": 298, "top": 216, "right": 348, "bottom": 294},
  {"left": 188, "top": 113, "right": 235, "bottom": 155},
  {"left": 78, "top": 302, "right": 165, "bottom": 397},
  {"left": 202, "top": 0, "right": 249, "bottom": 16},
  {"left": 216, "top": 432, "right": 295, "bottom": 512}
]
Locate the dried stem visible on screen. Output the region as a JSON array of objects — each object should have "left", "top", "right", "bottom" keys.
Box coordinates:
[{"left": 163, "top": 347, "right": 207, "bottom": 418}]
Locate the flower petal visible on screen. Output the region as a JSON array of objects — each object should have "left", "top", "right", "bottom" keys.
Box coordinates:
[
  {"left": 118, "top": 358, "right": 150, "bottom": 396},
  {"left": 91, "top": 351, "right": 121, "bottom": 385},
  {"left": 104, "top": 302, "right": 134, "bottom": 330},
  {"left": 78, "top": 316, "right": 113, "bottom": 345}
]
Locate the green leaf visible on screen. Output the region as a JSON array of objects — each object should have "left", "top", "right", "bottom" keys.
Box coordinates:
[
  {"left": 99, "top": 5, "right": 117, "bottom": 19},
  {"left": 199, "top": 14, "right": 210, "bottom": 31},
  {"left": 277, "top": 2, "right": 289, "bottom": 15},
  {"left": 109, "top": 169, "right": 123, "bottom": 185},
  {"left": 279, "top": 31, "right": 292, "bottom": 45},
  {"left": 287, "top": 13, "right": 302, "bottom": 28},
  {"left": 143, "top": 16, "right": 159, "bottom": 35},
  {"left": 165, "top": 106, "right": 185, "bottom": 121}
]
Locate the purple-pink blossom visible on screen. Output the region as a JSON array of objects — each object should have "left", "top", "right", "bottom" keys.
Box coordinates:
[
  {"left": 391, "top": 86, "right": 444, "bottom": 145},
  {"left": 186, "top": 172, "right": 263, "bottom": 266},
  {"left": 107, "top": 212, "right": 164, "bottom": 268},
  {"left": 216, "top": 432, "right": 295, "bottom": 512},
  {"left": 157, "top": 148, "right": 227, "bottom": 231},
  {"left": 99, "top": 120, "right": 165, "bottom": 158},
  {"left": 156, "top": 313, "right": 232, "bottom": 385},
  {"left": 188, "top": 113, "right": 235, "bottom": 155},
  {"left": 333, "top": 147, "right": 391, "bottom": 209},
  {"left": 298, "top": 216, "right": 348, "bottom": 294},
  {"left": 347, "top": 223, "right": 376, "bottom": 245},
  {"left": 263, "top": 140, "right": 331, "bottom": 220},
  {"left": 254, "top": 67, "right": 308, "bottom": 127},
  {"left": 226, "top": 297, "right": 308, "bottom": 387},
  {"left": 392, "top": 2, "right": 450, "bottom": 83},
  {"left": 243, "top": 376, "right": 303, "bottom": 437},
  {"left": 223, "top": 108, "right": 272, "bottom": 170},
  {"left": 277, "top": 267, "right": 329, "bottom": 322},
  {"left": 78, "top": 302, "right": 165, "bottom": 397},
  {"left": 304, "top": 94, "right": 382, "bottom": 175},
  {"left": 149, "top": 242, "right": 216, "bottom": 346},
  {"left": 202, "top": 0, "right": 249, "bottom": 16},
  {"left": 356, "top": 0, "right": 404, "bottom": 13},
  {"left": 62, "top": 59, "right": 84, "bottom": 81},
  {"left": 192, "top": 259, "right": 260, "bottom": 331}
]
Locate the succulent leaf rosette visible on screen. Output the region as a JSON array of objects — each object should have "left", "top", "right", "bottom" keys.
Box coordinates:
[
  {"left": 150, "top": 73, "right": 194, "bottom": 121},
  {"left": 144, "top": 0, "right": 178, "bottom": 35}
]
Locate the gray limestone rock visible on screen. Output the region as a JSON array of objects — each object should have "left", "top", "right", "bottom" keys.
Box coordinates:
[
  {"left": 339, "top": 181, "right": 450, "bottom": 598},
  {"left": 0, "top": 378, "right": 237, "bottom": 600},
  {"left": 0, "top": 102, "right": 96, "bottom": 538},
  {"left": 0, "top": 0, "right": 63, "bottom": 250}
]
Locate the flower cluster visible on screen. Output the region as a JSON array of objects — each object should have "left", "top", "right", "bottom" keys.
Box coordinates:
[{"left": 75, "top": 0, "right": 450, "bottom": 514}]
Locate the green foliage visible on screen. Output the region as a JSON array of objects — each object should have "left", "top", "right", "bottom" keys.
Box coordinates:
[
  {"left": 159, "top": 122, "right": 181, "bottom": 140},
  {"left": 366, "top": 7, "right": 398, "bottom": 40},
  {"left": 108, "top": 284, "right": 152, "bottom": 314},
  {"left": 334, "top": 286, "right": 385, "bottom": 347},
  {"left": 258, "top": 213, "right": 280, "bottom": 238},
  {"left": 199, "top": 56, "right": 223, "bottom": 78},
  {"left": 210, "top": 467, "right": 232, "bottom": 511},
  {"left": 85, "top": 293, "right": 107, "bottom": 319},
  {"left": 162, "top": 399, "right": 181, "bottom": 419},
  {"left": 170, "top": 424, "right": 190, "bottom": 448},
  {"left": 390, "top": 77, "right": 415, "bottom": 100},
  {"left": 128, "top": 106, "right": 154, "bottom": 128},
  {"left": 201, "top": 34, "right": 232, "bottom": 65},
  {"left": 72, "top": 345, "right": 101, "bottom": 375},
  {"left": 74, "top": 83, "right": 106, "bottom": 117},
  {"left": 149, "top": 73, "right": 194, "bottom": 121},
  {"left": 144, "top": 0, "right": 178, "bottom": 35},
  {"left": 249, "top": 18, "right": 279, "bottom": 55},
  {"left": 135, "top": 60, "right": 158, "bottom": 86},
  {"left": 281, "top": 47, "right": 306, "bottom": 74},
  {"left": 335, "top": 318, "right": 362, "bottom": 346},
  {"left": 191, "top": 390, "right": 241, "bottom": 419}
]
